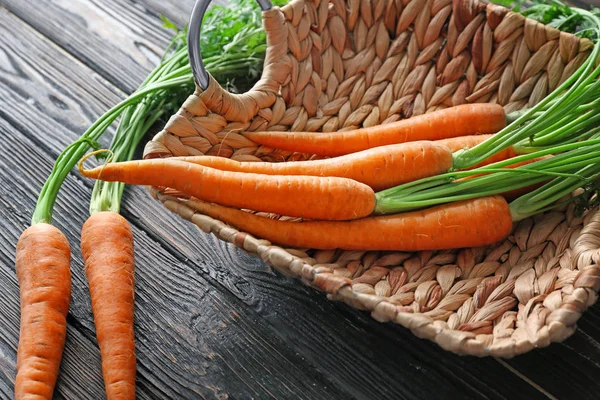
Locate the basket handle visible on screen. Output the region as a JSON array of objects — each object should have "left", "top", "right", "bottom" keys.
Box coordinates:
[{"left": 188, "top": 0, "right": 273, "bottom": 90}]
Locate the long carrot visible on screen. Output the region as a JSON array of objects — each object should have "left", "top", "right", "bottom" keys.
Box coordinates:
[
  {"left": 173, "top": 135, "right": 516, "bottom": 191},
  {"left": 161, "top": 195, "right": 513, "bottom": 251},
  {"left": 76, "top": 33, "right": 195, "bottom": 397},
  {"left": 175, "top": 140, "right": 453, "bottom": 191},
  {"left": 81, "top": 212, "right": 136, "bottom": 399},
  {"left": 14, "top": 223, "right": 71, "bottom": 399},
  {"left": 243, "top": 104, "right": 507, "bottom": 157},
  {"left": 79, "top": 157, "right": 376, "bottom": 221}
]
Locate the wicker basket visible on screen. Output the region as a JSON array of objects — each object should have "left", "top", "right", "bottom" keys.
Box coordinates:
[{"left": 143, "top": 0, "right": 600, "bottom": 357}]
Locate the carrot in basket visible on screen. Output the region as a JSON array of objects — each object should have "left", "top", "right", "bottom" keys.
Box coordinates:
[
  {"left": 15, "top": 223, "right": 71, "bottom": 399},
  {"left": 80, "top": 212, "right": 136, "bottom": 399},
  {"left": 79, "top": 155, "right": 376, "bottom": 221},
  {"left": 163, "top": 195, "right": 513, "bottom": 251},
  {"left": 173, "top": 136, "right": 519, "bottom": 192},
  {"left": 176, "top": 140, "right": 454, "bottom": 191},
  {"left": 243, "top": 104, "right": 507, "bottom": 157}
]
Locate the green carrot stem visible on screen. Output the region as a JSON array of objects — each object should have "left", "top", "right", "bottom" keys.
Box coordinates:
[
  {"left": 509, "top": 164, "right": 600, "bottom": 221},
  {"left": 31, "top": 76, "right": 191, "bottom": 225},
  {"left": 526, "top": 109, "right": 600, "bottom": 146}
]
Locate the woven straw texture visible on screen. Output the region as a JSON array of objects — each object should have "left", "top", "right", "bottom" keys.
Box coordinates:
[{"left": 143, "top": 0, "right": 600, "bottom": 357}]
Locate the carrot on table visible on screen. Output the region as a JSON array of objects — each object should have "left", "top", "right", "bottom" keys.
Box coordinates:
[
  {"left": 175, "top": 140, "right": 453, "bottom": 191},
  {"left": 15, "top": 224, "right": 71, "bottom": 399},
  {"left": 77, "top": 40, "right": 194, "bottom": 396},
  {"left": 79, "top": 156, "right": 376, "bottom": 221},
  {"left": 243, "top": 104, "right": 507, "bottom": 157},
  {"left": 161, "top": 195, "right": 513, "bottom": 251},
  {"left": 80, "top": 212, "right": 136, "bottom": 399}
]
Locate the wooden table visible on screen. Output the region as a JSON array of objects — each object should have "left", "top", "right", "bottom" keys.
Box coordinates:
[{"left": 0, "top": 1, "right": 599, "bottom": 399}]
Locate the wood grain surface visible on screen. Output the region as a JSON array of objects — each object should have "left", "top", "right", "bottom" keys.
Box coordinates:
[{"left": 0, "top": 0, "right": 599, "bottom": 399}]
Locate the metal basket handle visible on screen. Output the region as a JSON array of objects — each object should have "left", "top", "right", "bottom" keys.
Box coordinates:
[{"left": 188, "top": 0, "right": 273, "bottom": 90}]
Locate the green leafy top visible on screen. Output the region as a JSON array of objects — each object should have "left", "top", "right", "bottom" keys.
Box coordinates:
[{"left": 495, "top": 0, "right": 600, "bottom": 39}]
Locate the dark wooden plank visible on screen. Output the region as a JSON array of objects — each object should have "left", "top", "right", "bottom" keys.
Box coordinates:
[
  {"left": 0, "top": 10, "right": 345, "bottom": 400},
  {"left": 135, "top": 0, "right": 197, "bottom": 28},
  {"left": 0, "top": 0, "right": 235, "bottom": 94},
  {"left": 0, "top": 116, "right": 344, "bottom": 399},
  {"left": 2, "top": 1, "right": 600, "bottom": 399},
  {"left": 0, "top": 0, "right": 174, "bottom": 93},
  {"left": 501, "top": 305, "right": 600, "bottom": 400}
]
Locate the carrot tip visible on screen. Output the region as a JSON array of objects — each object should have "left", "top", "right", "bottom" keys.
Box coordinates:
[{"left": 78, "top": 149, "right": 114, "bottom": 177}]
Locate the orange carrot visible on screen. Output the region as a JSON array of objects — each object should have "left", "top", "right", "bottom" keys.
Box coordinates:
[
  {"left": 171, "top": 136, "right": 516, "bottom": 192},
  {"left": 79, "top": 158, "right": 375, "bottom": 221},
  {"left": 243, "top": 104, "right": 507, "bottom": 156},
  {"left": 15, "top": 224, "right": 71, "bottom": 399},
  {"left": 175, "top": 140, "right": 453, "bottom": 191},
  {"left": 165, "top": 195, "right": 513, "bottom": 251},
  {"left": 80, "top": 212, "right": 136, "bottom": 399}
]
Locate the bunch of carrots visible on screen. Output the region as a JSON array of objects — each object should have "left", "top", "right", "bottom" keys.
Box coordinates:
[
  {"left": 12, "top": 2, "right": 600, "bottom": 400},
  {"left": 79, "top": 2, "right": 600, "bottom": 249}
]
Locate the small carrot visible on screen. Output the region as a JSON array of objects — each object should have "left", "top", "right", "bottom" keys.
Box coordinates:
[
  {"left": 81, "top": 212, "right": 136, "bottom": 399},
  {"left": 243, "top": 104, "right": 507, "bottom": 156},
  {"left": 175, "top": 140, "right": 453, "bottom": 191},
  {"left": 173, "top": 136, "right": 517, "bottom": 192},
  {"left": 79, "top": 156, "right": 376, "bottom": 221},
  {"left": 15, "top": 223, "right": 71, "bottom": 399},
  {"left": 163, "top": 195, "right": 513, "bottom": 251}
]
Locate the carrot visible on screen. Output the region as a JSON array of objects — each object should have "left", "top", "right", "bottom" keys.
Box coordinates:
[
  {"left": 243, "top": 104, "right": 507, "bottom": 156},
  {"left": 80, "top": 212, "right": 136, "bottom": 399},
  {"left": 15, "top": 223, "right": 71, "bottom": 399},
  {"left": 173, "top": 136, "right": 517, "bottom": 192},
  {"left": 173, "top": 135, "right": 514, "bottom": 191},
  {"left": 163, "top": 195, "right": 513, "bottom": 251},
  {"left": 79, "top": 156, "right": 376, "bottom": 221},
  {"left": 175, "top": 140, "right": 453, "bottom": 191}
]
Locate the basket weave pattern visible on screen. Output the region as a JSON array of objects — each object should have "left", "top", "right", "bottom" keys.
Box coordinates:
[{"left": 144, "top": 0, "right": 600, "bottom": 357}]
